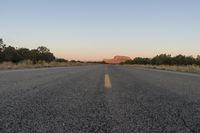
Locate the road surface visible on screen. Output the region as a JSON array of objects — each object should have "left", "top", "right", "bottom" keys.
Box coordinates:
[{"left": 0, "top": 65, "right": 200, "bottom": 133}]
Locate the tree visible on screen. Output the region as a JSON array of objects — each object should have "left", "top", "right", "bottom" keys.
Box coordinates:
[
  {"left": 185, "top": 56, "right": 196, "bottom": 65},
  {"left": 132, "top": 57, "right": 151, "bottom": 64},
  {"left": 197, "top": 55, "right": 200, "bottom": 65},
  {"left": 172, "top": 55, "right": 186, "bottom": 65},
  {"left": 17, "top": 48, "right": 30, "bottom": 61},
  {"left": 0, "top": 39, "right": 4, "bottom": 62},
  {"left": 0, "top": 39, "right": 2, "bottom": 44},
  {"left": 36, "top": 46, "right": 55, "bottom": 62},
  {"left": 29, "top": 49, "right": 40, "bottom": 64},
  {"left": 37, "top": 46, "right": 50, "bottom": 53},
  {"left": 151, "top": 54, "right": 172, "bottom": 65},
  {"left": 0, "top": 39, "right": 6, "bottom": 51},
  {"left": 3, "top": 46, "right": 20, "bottom": 62},
  {"left": 38, "top": 52, "right": 55, "bottom": 62}
]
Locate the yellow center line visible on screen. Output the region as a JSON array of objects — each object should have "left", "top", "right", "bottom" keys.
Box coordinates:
[{"left": 104, "top": 74, "right": 112, "bottom": 89}]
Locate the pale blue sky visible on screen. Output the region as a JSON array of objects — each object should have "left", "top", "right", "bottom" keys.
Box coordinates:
[{"left": 1, "top": 0, "right": 200, "bottom": 60}]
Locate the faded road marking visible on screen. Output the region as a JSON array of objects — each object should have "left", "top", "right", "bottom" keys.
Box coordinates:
[{"left": 104, "top": 74, "right": 112, "bottom": 89}]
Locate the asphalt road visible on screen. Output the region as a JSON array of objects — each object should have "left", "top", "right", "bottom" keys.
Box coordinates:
[{"left": 0, "top": 65, "right": 200, "bottom": 133}]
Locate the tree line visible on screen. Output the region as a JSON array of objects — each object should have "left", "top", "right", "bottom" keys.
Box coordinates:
[
  {"left": 122, "top": 54, "right": 200, "bottom": 65},
  {"left": 0, "top": 39, "right": 55, "bottom": 63}
]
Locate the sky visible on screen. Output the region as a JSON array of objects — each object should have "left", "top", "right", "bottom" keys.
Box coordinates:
[{"left": 0, "top": 0, "right": 200, "bottom": 61}]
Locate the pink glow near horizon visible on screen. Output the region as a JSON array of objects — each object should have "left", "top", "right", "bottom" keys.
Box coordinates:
[
  {"left": 53, "top": 49, "right": 200, "bottom": 61},
  {"left": 3, "top": 38, "right": 200, "bottom": 61}
]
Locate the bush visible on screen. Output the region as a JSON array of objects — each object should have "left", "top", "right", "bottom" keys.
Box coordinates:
[
  {"left": 0, "top": 38, "right": 56, "bottom": 63},
  {"left": 123, "top": 54, "right": 200, "bottom": 66},
  {"left": 133, "top": 57, "right": 151, "bottom": 65},
  {"left": 151, "top": 54, "right": 172, "bottom": 65},
  {"left": 55, "top": 58, "right": 68, "bottom": 63}
]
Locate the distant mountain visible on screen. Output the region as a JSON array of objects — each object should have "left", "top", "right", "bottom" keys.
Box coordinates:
[{"left": 103, "top": 56, "right": 131, "bottom": 64}]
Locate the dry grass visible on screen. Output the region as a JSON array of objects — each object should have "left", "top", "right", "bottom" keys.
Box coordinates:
[
  {"left": 0, "top": 60, "right": 89, "bottom": 70},
  {"left": 125, "top": 64, "right": 200, "bottom": 74}
]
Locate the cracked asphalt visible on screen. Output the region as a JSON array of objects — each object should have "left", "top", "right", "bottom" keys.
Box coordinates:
[{"left": 0, "top": 65, "right": 200, "bottom": 133}]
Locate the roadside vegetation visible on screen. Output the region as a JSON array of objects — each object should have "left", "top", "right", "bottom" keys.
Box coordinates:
[
  {"left": 0, "top": 39, "right": 88, "bottom": 70},
  {"left": 122, "top": 54, "right": 200, "bottom": 73}
]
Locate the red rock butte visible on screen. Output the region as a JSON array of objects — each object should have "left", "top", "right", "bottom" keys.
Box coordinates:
[{"left": 103, "top": 56, "right": 132, "bottom": 64}]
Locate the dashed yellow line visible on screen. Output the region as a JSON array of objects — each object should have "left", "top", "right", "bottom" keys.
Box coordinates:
[{"left": 104, "top": 74, "right": 112, "bottom": 89}]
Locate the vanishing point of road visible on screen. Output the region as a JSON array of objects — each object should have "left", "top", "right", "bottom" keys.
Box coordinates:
[{"left": 0, "top": 65, "right": 200, "bottom": 133}]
